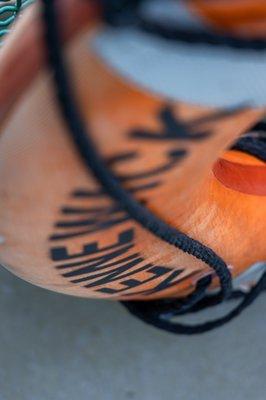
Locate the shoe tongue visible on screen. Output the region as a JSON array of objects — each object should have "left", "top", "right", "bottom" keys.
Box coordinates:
[{"left": 93, "top": 26, "right": 266, "bottom": 108}]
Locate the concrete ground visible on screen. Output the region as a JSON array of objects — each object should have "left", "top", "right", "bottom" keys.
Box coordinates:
[{"left": 0, "top": 267, "right": 265, "bottom": 400}]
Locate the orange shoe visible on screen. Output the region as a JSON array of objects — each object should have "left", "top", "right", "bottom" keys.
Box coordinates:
[{"left": 0, "top": 0, "right": 264, "bottom": 333}]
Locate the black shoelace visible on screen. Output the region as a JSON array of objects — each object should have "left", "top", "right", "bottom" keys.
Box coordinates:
[
  {"left": 103, "top": 0, "right": 266, "bottom": 51},
  {"left": 41, "top": 0, "right": 266, "bottom": 335}
]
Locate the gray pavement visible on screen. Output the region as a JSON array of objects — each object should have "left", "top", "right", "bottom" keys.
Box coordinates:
[{"left": 0, "top": 267, "right": 265, "bottom": 400}]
